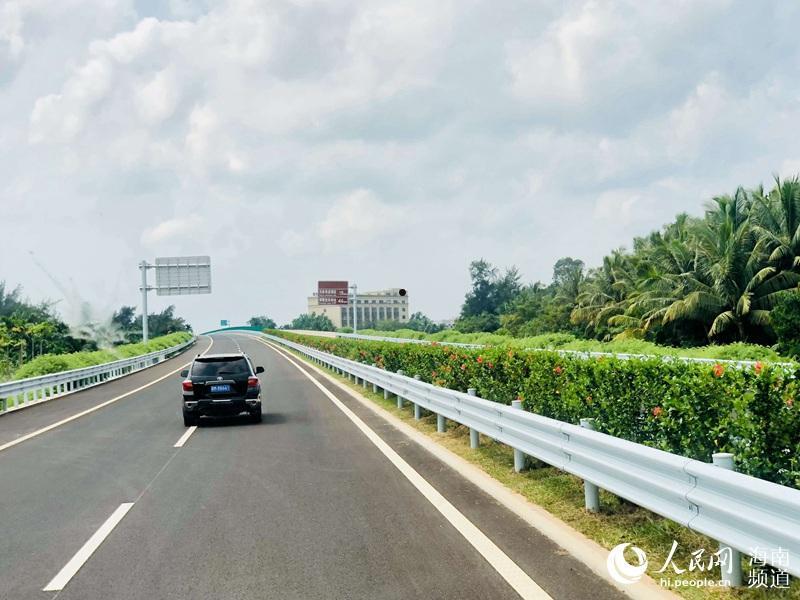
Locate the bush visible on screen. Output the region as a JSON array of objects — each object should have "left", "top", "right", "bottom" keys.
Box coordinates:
[
  {"left": 771, "top": 291, "right": 800, "bottom": 358},
  {"left": 349, "top": 328, "right": 786, "bottom": 361},
  {"left": 11, "top": 332, "right": 192, "bottom": 379},
  {"left": 276, "top": 331, "right": 800, "bottom": 489}
]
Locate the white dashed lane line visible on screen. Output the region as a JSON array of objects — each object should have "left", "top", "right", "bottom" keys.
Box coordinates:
[
  {"left": 43, "top": 503, "right": 135, "bottom": 592},
  {"left": 173, "top": 426, "right": 197, "bottom": 448}
]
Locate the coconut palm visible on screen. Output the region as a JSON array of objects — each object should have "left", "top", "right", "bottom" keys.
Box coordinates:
[
  {"left": 663, "top": 189, "right": 800, "bottom": 341},
  {"left": 751, "top": 176, "right": 800, "bottom": 271},
  {"left": 571, "top": 250, "right": 638, "bottom": 339}
]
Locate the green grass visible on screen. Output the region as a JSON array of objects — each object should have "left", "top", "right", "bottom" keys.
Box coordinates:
[
  {"left": 354, "top": 329, "right": 788, "bottom": 363},
  {"left": 288, "top": 347, "right": 800, "bottom": 599}
]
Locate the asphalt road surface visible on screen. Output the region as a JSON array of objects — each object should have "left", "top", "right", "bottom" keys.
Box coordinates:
[{"left": 0, "top": 333, "right": 627, "bottom": 600}]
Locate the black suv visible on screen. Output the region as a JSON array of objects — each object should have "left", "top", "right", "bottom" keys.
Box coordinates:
[{"left": 181, "top": 353, "right": 264, "bottom": 426}]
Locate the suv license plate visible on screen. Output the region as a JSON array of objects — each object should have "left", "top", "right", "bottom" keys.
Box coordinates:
[{"left": 210, "top": 384, "right": 231, "bottom": 393}]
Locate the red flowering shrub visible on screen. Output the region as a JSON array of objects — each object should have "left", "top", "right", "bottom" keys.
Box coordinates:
[{"left": 276, "top": 332, "right": 800, "bottom": 488}]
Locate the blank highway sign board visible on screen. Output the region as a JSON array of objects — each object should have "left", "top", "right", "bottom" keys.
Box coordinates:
[{"left": 155, "top": 256, "right": 212, "bottom": 296}]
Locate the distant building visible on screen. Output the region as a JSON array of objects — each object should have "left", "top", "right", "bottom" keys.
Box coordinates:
[{"left": 308, "top": 287, "right": 409, "bottom": 329}]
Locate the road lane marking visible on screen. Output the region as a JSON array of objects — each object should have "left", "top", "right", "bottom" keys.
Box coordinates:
[
  {"left": 0, "top": 337, "right": 214, "bottom": 455},
  {"left": 254, "top": 336, "right": 552, "bottom": 600},
  {"left": 173, "top": 425, "right": 197, "bottom": 448},
  {"left": 43, "top": 502, "right": 134, "bottom": 592}
]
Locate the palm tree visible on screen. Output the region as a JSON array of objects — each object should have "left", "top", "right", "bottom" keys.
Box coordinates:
[
  {"left": 751, "top": 176, "right": 800, "bottom": 271},
  {"left": 571, "top": 250, "right": 638, "bottom": 339},
  {"left": 663, "top": 189, "right": 800, "bottom": 342},
  {"left": 613, "top": 215, "right": 701, "bottom": 336}
]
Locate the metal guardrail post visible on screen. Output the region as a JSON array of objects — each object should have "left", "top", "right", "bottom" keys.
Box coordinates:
[
  {"left": 413, "top": 374, "right": 422, "bottom": 420},
  {"left": 713, "top": 453, "right": 743, "bottom": 587},
  {"left": 396, "top": 370, "right": 404, "bottom": 408},
  {"left": 580, "top": 418, "right": 600, "bottom": 512},
  {"left": 437, "top": 413, "right": 446, "bottom": 433},
  {"left": 371, "top": 364, "right": 379, "bottom": 393},
  {"left": 468, "top": 388, "right": 479, "bottom": 448},
  {"left": 511, "top": 400, "right": 527, "bottom": 472}
]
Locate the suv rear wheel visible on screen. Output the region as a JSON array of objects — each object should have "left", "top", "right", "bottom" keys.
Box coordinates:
[
  {"left": 251, "top": 409, "right": 262, "bottom": 424},
  {"left": 183, "top": 412, "right": 198, "bottom": 427}
]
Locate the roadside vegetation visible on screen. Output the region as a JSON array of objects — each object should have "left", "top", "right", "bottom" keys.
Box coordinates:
[
  {"left": 0, "top": 282, "right": 92, "bottom": 380},
  {"left": 283, "top": 312, "right": 335, "bottom": 331},
  {"left": 248, "top": 316, "right": 277, "bottom": 329},
  {"left": 274, "top": 331, "right": 800, "bottom": 489},
  {"left": 0, "top": 281, "right": 193, "bottom": 381},
  {"left": 370, "top": 177, "right": 800, "bottom": 361},
  {"left": 353, "top": 327, "right": 786, "bottom": 362},
  {"left": 10, "top": 331, "right": 193, "bottom": 380},
  {"left": 309, "top": 354, "right": 799, "bottom": 600}
]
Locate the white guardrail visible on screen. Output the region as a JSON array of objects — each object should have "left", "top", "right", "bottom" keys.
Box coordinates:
[
  {"left": 0, "top": 337, "right": 196, "bottom": 414},
  {"left": 266, "top": 333, "right": 800, "bottom": 581},
  {"left": 334, "top": 332, "right": 795, "bottom": 369}
]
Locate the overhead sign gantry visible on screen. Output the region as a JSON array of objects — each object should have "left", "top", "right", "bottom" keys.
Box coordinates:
[{"left": 139, "top": 256, "right": 212, "bottom": 341}]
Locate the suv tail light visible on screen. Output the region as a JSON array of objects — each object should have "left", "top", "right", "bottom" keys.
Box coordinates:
[
  {"left": 248, "top": 377, "right": 259, "bottom": 388},
  {"left": 182, "top": 380, "right": 193, "bottom": 392}
]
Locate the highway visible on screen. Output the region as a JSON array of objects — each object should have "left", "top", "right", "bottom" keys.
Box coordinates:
[{"left": 0, "top": 333, "right": 627, "bottom": 600}]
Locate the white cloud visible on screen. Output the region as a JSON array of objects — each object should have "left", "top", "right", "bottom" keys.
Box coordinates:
[
  {"left": 0, "top": 1, "right": 25, "bottom": 60},
  {"left": 135, "top": 68, "right": 180, "bottom": 124},
  {"left": 185, "top": 104, "right": 218, "bottom": 157},
  {"left": 29, "top": 57, "right": 113, "bottom": 143},
  {"left": 4, "top": 0, "right": 800, "bottom": 330},
  {"left": 141, "top": 214, "right": 205, "bottom": 247},
  {"left": 316, "top": 189, "right": 402, "bottom": 252},
  {"left": 276, "top": 229, "right": 310, "bottom": 257}
]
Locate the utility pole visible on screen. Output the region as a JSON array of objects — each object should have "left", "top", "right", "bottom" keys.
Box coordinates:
[
  {"left": 139, "top": 260, "right": 152, "bottom": 342},
  {"left": 350, "top": 283, "right": 358, "bottom": 333}
]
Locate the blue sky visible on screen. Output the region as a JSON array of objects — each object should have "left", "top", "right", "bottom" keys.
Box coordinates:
[{"left": 2, "top": 0, "right": 800, "bottom": 332}]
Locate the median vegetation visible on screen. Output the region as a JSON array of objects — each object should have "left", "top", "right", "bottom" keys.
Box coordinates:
[
  {"left": 9, "top": 332, "right": 193, "bottom": 380},
  {"left": 273, "top": 331, "right": 800, "bottom": 489},
  {"left": 354, "top": 328, "right": 786, "bottom": 361}
]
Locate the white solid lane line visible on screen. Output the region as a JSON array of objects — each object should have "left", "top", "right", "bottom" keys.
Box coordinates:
[
  {"left": 0, "top": 337, "right": 214, "bottom": 455},
  {"left": 173, "top": 425, "right": 197, "bottom": 448},
  {"left": 43, "top": 503, "right": 135, "bottom": 592},
  {"left": 258, "top": 336, "right": 552, "bottom": 600}
]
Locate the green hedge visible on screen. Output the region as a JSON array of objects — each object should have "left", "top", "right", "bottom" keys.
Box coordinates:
[
  {"left": 10, "top": 332, "right": 193, "bottom": 380},
  {"left": 354, "top": 328, "right": 786, "bottom": 361},
  {"left": 276, "top": 331, "right": 800, "bottom": 488}
]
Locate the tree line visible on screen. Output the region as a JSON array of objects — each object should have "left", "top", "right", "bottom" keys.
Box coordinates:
[
  {"left": 257, "top": 311, "right": 442, "bottom": 334},
  {"left": 0, "top": 282, "right": 191, "bottom": 379},
  {"left": 456, "top": 176, "right": 800, "bottom": 354}
]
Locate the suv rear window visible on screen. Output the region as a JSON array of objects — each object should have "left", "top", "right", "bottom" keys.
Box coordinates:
[{"left": 192, "top": 357, "right": 251, "bottom": 377}]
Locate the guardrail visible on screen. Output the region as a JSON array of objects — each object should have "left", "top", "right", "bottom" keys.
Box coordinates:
[
  {"left": 265, "top": 333, "right": 800, "bottom": 581},
  {"left": 0, "top": 337, "right": 196, "bottom": 414},
  {"left": 335, "top": 332, "right": 794, "bottom": 369}
]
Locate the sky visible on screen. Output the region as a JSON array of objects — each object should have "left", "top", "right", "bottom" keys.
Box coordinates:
[{"left": 2, "top": 0, "right": 800, "bottom": 333}]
